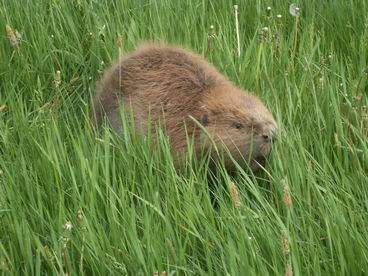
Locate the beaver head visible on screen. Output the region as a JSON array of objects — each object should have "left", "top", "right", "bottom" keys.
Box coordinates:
[{"left": 197, "top": 86, "right": 277, "bottom": 171}]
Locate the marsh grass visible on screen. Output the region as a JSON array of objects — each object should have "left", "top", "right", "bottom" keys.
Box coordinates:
[{"left": 0, "top": 0, "right": 367, "bottom": 275}]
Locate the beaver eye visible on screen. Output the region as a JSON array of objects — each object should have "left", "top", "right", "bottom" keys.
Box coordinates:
[{"left": 233, "top": 122, "right": 243, "bottom": 129}]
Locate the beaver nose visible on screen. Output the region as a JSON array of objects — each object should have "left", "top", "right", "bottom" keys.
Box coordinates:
[
  {"left": 262, "top": 134, "right": 276, "bottom": 143},
  {"left": 262, "top": 134, "right": 268, "bottom": 141},
  {"left": 262, "top": 125, "right": 277, "bottom": 143}
]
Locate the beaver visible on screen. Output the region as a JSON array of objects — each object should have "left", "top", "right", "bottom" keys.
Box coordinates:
[{"left": 92, "top": 43, "right": 277, "bottom": 171}]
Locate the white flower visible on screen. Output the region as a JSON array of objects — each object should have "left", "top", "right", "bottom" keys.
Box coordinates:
[
  {"left": 289, "top": 3, "right": 300, "bottom": 17},
  {"left": 60, "top": 236, "right": 69, "bottom": 243},
  {"left": 64, "top": 221, "right": 72, "bottom": 231},
  {"left": 277, "top": 14, "right": 282, "bottom": 19},
  {"left": 77, "top": 210, "right": 83, "bottom": 220}
]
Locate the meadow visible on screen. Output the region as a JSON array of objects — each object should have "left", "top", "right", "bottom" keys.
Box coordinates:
[{"left": 0, "top": 0, "right": 367, "bottom": 275}]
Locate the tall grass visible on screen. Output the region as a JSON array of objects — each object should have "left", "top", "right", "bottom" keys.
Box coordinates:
[{"left": 0, "top": 0, "right": 367, "bottom": 275}]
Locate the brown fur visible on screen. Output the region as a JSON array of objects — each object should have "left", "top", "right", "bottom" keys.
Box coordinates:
[{"left": 92, "top": 43, "right": 277, "bottom": 171}]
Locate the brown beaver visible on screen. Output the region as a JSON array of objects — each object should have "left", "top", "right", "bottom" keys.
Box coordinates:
[{"left": 92, "top": 43, "right": 277, "bottom": 171}]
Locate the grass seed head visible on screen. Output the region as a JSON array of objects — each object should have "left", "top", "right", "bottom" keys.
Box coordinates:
[
  {"left": 282, "top": 180, "right": 292, "bottom": 207},
  {"left": 285, "top": 262, "right": 293, "bottom": 276},
  {"left": 0, "top": 258, "right": 8, "bottom": 272},
  {"left": 117, "top": 34, "right": 123, "bottom": 49},
  {"left": 333, "top": 133, "right": 339, "bottom": 144},
  {"left": 281, "top": 231, "right": 290, "bottom": 255},
  {"left": 5, "top": 25, "right": 18, "bottom": 47},
  {"left": 230, "top": 182, "right": 241, "bottom": 209}
]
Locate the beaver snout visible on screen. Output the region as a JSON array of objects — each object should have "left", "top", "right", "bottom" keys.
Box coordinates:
[
  {"left": 262, "top": 134, "right": 272, "bottom": 142},
  {"left": 261, "top": 123, "right": 278, "bottom": 143}
]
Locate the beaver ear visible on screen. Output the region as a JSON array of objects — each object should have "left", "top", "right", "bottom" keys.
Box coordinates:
[{"left": 200, "top": 113, "right": 209, "bottom": 126}]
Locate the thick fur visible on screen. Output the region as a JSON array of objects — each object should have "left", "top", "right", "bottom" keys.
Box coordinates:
[{"left": 92, "top": 43, "right": 277, "bottom": 170}]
